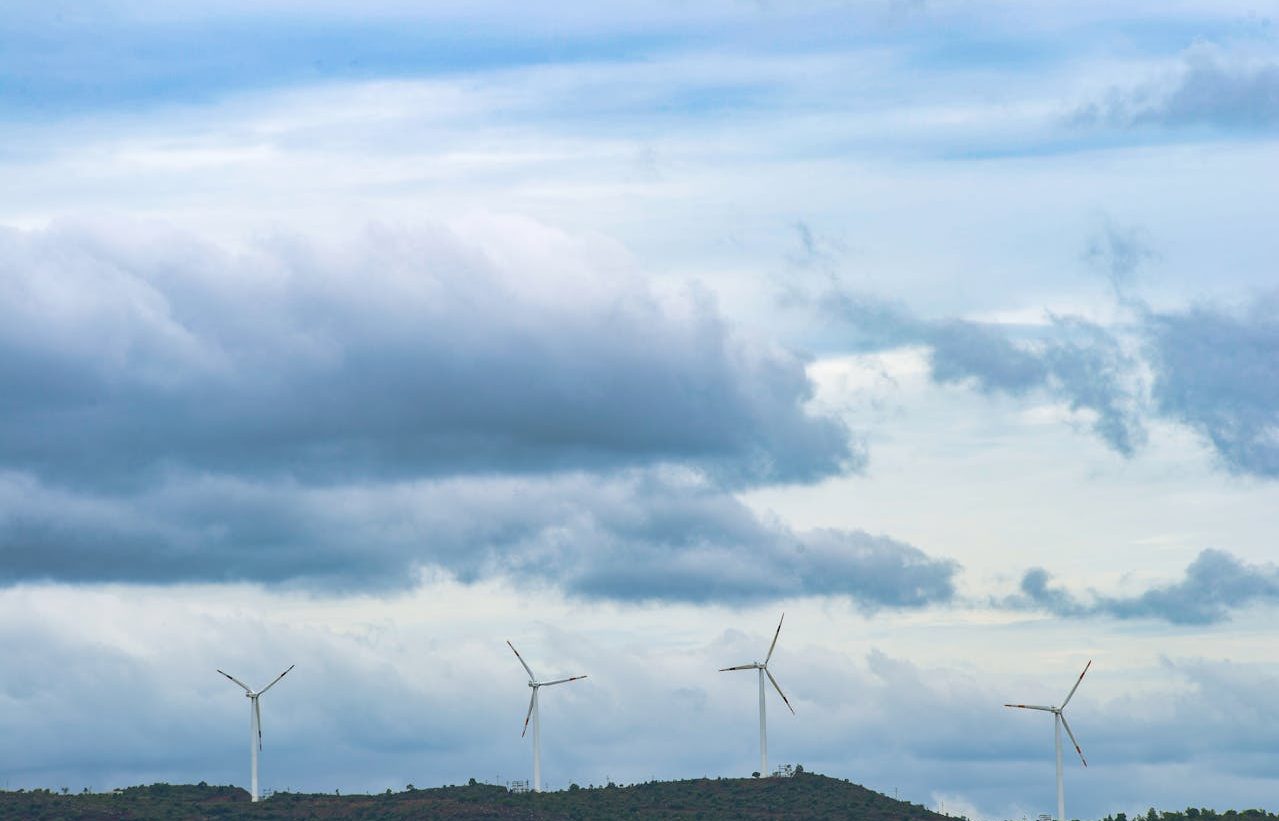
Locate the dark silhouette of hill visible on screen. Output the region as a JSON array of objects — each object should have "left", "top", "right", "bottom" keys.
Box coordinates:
[
  {"left": 0, "top": 772, "right": 950, "bottom": 820},
  {"left": 5, "top": 778, "right": 1278, "bottom": 821}
]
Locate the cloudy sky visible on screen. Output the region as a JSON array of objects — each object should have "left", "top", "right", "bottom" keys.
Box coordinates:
[{"left": 1, "top": 1, "right": 1278, "bottom": 817}]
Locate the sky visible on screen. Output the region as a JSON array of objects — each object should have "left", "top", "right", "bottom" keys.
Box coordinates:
[{"left": 1, "top": 0, "right": 1277, "bottom": 817}]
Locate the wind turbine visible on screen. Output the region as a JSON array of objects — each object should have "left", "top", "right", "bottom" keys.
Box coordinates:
[
  {"left": 1005, "top": 660, "right": 1091, "bottom": 821},
  {"left": 217, "top": 665, "right": 294, "bottom": 802},
  {"left": 719, "top": 613, "right": 795, "bottom": 776},
  {"left": 507, "top": 640, "right": 587, "bottom": 792}
]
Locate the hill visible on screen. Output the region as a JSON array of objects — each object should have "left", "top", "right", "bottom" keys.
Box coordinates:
[{"left": 0, "top": 772, "right": 950, "bottom": 820}]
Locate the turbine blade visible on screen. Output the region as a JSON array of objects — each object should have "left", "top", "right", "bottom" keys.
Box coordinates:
[
  {"left": 507, "top": 641, "right": 536, "bottom": 680},
  {"left": 254, "top": 698, "right": 263, "bottom": 751},
  {"left": 764, "top": 613, "right": 785, "bottom": 665},
  {"left": 521, "top": 691, "right": 536, "bottom": 738},
  {"left": 258, "top": 664, "right": 295, "bottom": 695},
  {"left": 719, "top": 664, "right": 757, "bottom": 672},
  {"left": 765, "top": 669, "right": 795, "bottom": 715},
  {"left": 1003, "top": 703, "right": 1054, "bottom": 711},
  {"left": 540, "top": 675, "right": 587, "bottom": 687},
  {"left": 1061, "top": 660, "right": 1092, "bottom": 708},
  {"left": 217, "top": 670, "right": 252, "bottom": 693},
  {"left": 1060, "top": 713, "right": 1087, "bottom": 767}
]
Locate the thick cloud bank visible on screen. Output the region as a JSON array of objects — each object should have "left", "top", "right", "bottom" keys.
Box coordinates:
[
  {"left": 1008, "top": 549, "right": 1279, "bottom": 625},
  {"left": 0, "top": 220, "right": 854, "bottom": 489},
  {"left": 0, "top": 220, "right": 968, "bottom": 607},
  {"left": 0, "top": 469, "right": 957, "bottom": 606}
]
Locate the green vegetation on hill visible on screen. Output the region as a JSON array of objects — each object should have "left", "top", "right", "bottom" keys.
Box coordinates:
[
  {"left": 4, "top": 775, "right": 1276, "bottom": 821},
  {"left": 0, "top": 772, "right": 948, "bottom": 821},
  {"left": 1103, "top": 810, "right": 1279, "bottom": 821}
]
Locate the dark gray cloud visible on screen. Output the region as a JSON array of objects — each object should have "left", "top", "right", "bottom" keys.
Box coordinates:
[
  {"left": 1073, "top": 51, "right": 1279, "bottom": 131},
  {"left": 0, "top": 220, "right": 934, "bottom": 601},
  {"left": 1145, "top": 295, "right": 1279, "bottom": 477},
  {"left": 0, "top": 468, "right": 958, "bottom": 607},
  {"left": 0, "top": 221, "right": 855, "bottom": 491},
  {"left": 930, "top": 315, "right": 1147, "bottom": 455},
  {"left": 934, "top": 293, "right": 1279, "bottom": 472},
  {"left": 825, "top": 295, "right": 1147, "bottom": 455},
  {"left": 926, "top": 318, "right": 1048, "bottom": 394},
  {"left": 1035, "top": 316, "right": 1146, "bottom": 455},
  {"left": 825, "top": 275, "right": 1279, "bottom": 475},
  {"left": 1007, "top": 549, "right": 1279, "bottom": 625}
]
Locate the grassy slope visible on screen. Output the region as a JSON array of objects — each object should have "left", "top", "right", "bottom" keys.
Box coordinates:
[{"left": 0, "top": 773, "right": 950, "bottom": 821}]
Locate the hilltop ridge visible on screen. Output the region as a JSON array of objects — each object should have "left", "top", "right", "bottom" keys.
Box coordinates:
[{"left": 0, "top": 772, "right": 950, "bottom": 820}]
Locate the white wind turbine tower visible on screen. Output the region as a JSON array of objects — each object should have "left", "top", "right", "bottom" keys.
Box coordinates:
[
  {"left": 1005, "top": 660, "right": 1091, "bottom": 821},
  {"left": 719, "top": 613, "right": 795, "bottom": 776},
  {"left": 507, "top": 640, "right": 587, "bottom": 792},
  {"left": 217, "top": 665, "right": 294, "bottom": 802}
]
